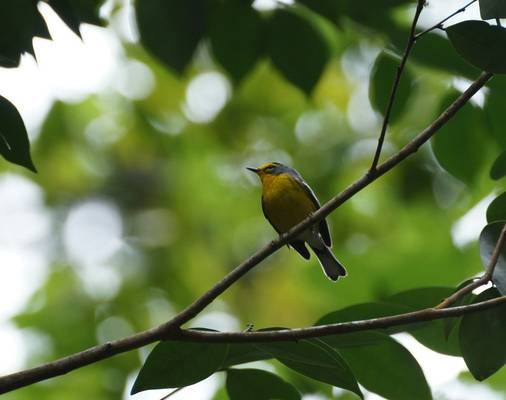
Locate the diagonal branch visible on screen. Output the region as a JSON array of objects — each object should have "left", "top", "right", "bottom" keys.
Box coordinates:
[
  {"left": 436, "top": 223, "right": 506, "bottom": 309},
  {"left": 370, "top": 0, "right": 425, "bottom": 172},
  {"left": 0, "top": 71, "right": 493, "bottom": 395}
]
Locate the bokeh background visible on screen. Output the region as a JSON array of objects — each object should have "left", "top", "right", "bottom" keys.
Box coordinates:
[{"left": 0, "top": 0, "right": 505, "bottom": 399}]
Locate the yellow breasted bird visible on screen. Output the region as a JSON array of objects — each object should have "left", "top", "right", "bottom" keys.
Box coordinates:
[{"left": 248, "top": 162, "right": 347, "bottom": 281}]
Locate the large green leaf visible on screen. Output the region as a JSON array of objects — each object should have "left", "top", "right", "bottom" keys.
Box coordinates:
[
  {"left": 490, "top": 151, "right": 506, "bottom": 180},
  {"left": 369, "top": 51, "right": 413, "bottom": 123},
  {"left": 221, "top": 343, "right": 272, "bottom": 368},
  {"left": 459, "top": 288, "right": 506, "bottom": 380},
  {"left": 131, "top": 340, "right": 228, "bottom": 394},
  {"left": 446, "top": 21, "right": 506, "bottom": 74},
  {"left": 480, "top": 0, "right": 506, "bottom": 20},
  {"left": 316, "top": 302, "right": 413, "bottom": 335},
  {"left": 484, "top": 78, "right": 506, "bottom": 149},
  {"left": 431, "top": 91, "right": 490, "bottom": 185},
  {"left": 479, "top": 222, "right": 506, "bottom": 295},
  {"left": 486, "top": 193, "right": 506, "bottom": 223},
  {"left": 0, "top": 1, "right": 50, "bottom": 67},
  {"left": 46, "top": 0, "right": 104, "bottom": 37},
  {"left": 386, "top": 287, "right": 462, "bottom": 355},
  {"left": 316, "top": 288, "right": 461, "bottom": 355},
  {"left": 255, "top": 339, "right": 362, "bottom": 398},
  {"left": 209, "top": 2, "right": 265, "bottom": 83},
  {"left": 443, "top": 280, "right": 475, "bottom": 340},
  {"left": 135, "top": 0, "right": 206, "bottom": 74},
  {"left": 0, "top": 95, "right": 36, "bottom": 172},
  {"left": 332, "top": 332, "right": 431, "bottom": 400},
  {"left": 226, "top": 369, "right": 301, "bottom": 400},
  {"left": 267, "top": 7, "right": 333, "bottom": 94}
]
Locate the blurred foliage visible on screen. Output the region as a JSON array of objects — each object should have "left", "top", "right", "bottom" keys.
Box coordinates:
[{"left": 1, "top": 0, "right": 506, "bottom": 399}]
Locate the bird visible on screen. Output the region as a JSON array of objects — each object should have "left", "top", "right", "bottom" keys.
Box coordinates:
[{"left": 247, "top": 162, "right": 347, "bottom": 281}]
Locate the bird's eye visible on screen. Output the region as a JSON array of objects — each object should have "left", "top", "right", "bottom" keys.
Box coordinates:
[{"left": 265, "top": 165, "right": 274, "bottom": 172}]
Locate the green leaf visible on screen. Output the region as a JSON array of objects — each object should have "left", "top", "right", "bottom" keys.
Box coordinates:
[
  {"left": 317, "top": 302, "right": 410, "bottom": 326},
  {"left": 131, "top": 340, "right": 228, "bottom": 394},
  {"left": 46, "top": 0, "right": 104, "bottom": 37},
  {"left": 411, "top": 29, "right": 479, "bottom": 78},
  {"left": 209, "top": 2, "right": 265, "bottom": 83},
  {"left": 479, "top": 222, "right": 506, "bottom": 295},
  {"left": 369, "top": 51, "right": 413, "bottom": 123},
  {"left": 256, "top": 339, "right": 362, "bottom": 398},
  {"left": 490, "top": 151, "right": 506, "bottom": 180},
  {"left": 135, "top": 0, "right": 206, "bottom": 74},
  {"left": 484, "top": 78, "right": 506, "bottom": 149},
  {"left": 267, "top": 7, "right": 333, "bottom": 94},
  {"left": 443, "top": 279, "right": 476, "bottom": 340},
  {"left": 316, "top": 289, "right": 461, "bottom": 355},
  {"left": 431, "top": 90, "right": 489, "bottom": 184},
  {"left": 386, "top": 287, "right": 454, "bottom": 309},
  {"left": 326, "top": 332, "right": 431, "bottom": 400},
  {"left": 446, "top": 21, "right": 506, "bottom": 74},
  {"left": 0, "top": 95, "right": 36, "bottom": 172},
  {"left": 0, "top": 1, "right": 50, "bottom": 67},
  {"left": 221, "top": 343, "right": 272, "bottom": 368},
  {"left": 486, "top": 193, "right": 506, "bottom": 223},
  {"left": 480, "top": 0, "right": 506, "bottom": 20},
  {"left": 459, "top": 287, "right": 506, "bottom": 380},
  {"left": 316, "top": 302, "right": 414, "bottom": 338},
  {"left": 386, "top": 287, "right": 462, "bottom": 355},
  {"left": 226, "top": 369, "right": 301, "bottom": 400}
]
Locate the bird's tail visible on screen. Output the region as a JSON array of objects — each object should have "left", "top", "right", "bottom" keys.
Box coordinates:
[{"left": 309, "top": 244, "right": 347, "bottom": 281}]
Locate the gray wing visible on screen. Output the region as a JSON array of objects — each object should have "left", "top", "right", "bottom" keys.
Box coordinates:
[{"left": 291, "top": 171, "right": 332, "bottom": 247}]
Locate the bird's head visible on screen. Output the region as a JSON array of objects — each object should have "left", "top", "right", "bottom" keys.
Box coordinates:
[{"left": 247, "top": 162, "right": 288, "bottom": 178}]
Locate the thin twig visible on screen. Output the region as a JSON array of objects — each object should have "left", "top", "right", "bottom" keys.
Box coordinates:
[
  {"left": 414, "top": 0, "right": 478, "bottom": 40},
  {"left": 370, "top": 0, "right": 425, "bottom": 172},
  {"left": 436, "top": 223, "right": 506, "bottom": 309},
  {"left": 0, "top": 71, "right": 492, "bottom": 395},
  {"left": 159, "top": 386, "right": 184, "bottom": 400}
]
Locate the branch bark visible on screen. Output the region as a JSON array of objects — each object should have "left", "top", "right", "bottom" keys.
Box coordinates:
[
  {"left": 0, "top": 71, "right": 493, "bottom": 395},
  {"left": 173, "top": 295, "right": 506, "bottom": 342},
  {"left": 370, "top": 0, "right": 425, "bottom": 171}
]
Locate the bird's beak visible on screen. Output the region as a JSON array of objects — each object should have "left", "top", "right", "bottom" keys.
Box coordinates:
[{"left": 246, "top": 167, "right": 259, "bottom": 174}]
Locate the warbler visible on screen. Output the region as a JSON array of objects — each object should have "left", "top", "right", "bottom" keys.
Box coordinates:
[{"left": 248, "top": 162, "right": 347, "bottom": 281}]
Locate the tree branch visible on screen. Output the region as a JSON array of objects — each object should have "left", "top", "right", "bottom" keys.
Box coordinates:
[
  {"left": 172, "top": 295, "right": 506, "bottom": 342},
  {"left": 0, "top": 71, "right": 493, "bottom": 395},
  {"left": 436, "top": 223, "right": 506, "bottom": 309},
  {"left": 414, "top": 0, "right": 478, "bottom": 40},
  {"left": 370, "top": 0, "right": 425, "bottom": 171}
]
